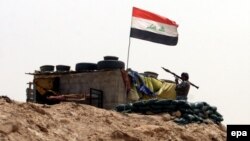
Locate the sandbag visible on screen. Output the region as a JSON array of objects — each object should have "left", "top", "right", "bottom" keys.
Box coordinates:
[
  {"left": 161, "top": 105, "right": 177, "bottom": 112},
  {"left": 150, "top": 104, "right": 163, "bottom": 110},
  {"left": 151, "top": 109, "right": 163, "bottom": 114},
  {"left": 179, "top": 108, "right": 193, "bottom": 114},
  {"left": 155, "top": 99, "right": 173, "bottom": 106},
  {"left": 209, "top": 106, "right": 217, "bottom": 112},
  {"left": 137, "top": 106, "right": 151, "bottom": 112},
  {"left": 145, "top": 99, "right": 158, "bottom": 106},
  {"left": 174, "top": 118, "right": 189, "bottom": 125},
  {"left": 115, "top": 103, "right": 133, "bottom": 112},
  {"left": 133, "top": 100, "right": 146, "bottom": 107},
  {"left": 183, "top": 114, "right": 195, "bottom": 121},
  {"left": 214, "top": 111, "right": 223, "bottom": 117},
  {"left": 193, "top": 108, "right": 200, "bottom": 114},
  {"left": 115, "top": 99, "right": 224, "bottom": 125},
  {"left": 177, "top": 101, "right": 191, "bottom": 109}
]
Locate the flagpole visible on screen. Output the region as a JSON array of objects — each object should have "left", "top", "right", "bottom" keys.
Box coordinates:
[
  {"left": 126, "top": 37, "right": 131, "bottom": 70},
  {"left": 126, "top": 7, "right": 134, "bottom": 70}
]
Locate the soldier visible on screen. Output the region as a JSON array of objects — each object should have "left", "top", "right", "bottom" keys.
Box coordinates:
[{"left": 175, "top": 72, "right": 190, "bottom": 100}]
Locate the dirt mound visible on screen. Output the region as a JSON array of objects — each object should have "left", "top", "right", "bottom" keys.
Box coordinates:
[{"left": 0, "top": 96, "right": 226, "bottom": 141}]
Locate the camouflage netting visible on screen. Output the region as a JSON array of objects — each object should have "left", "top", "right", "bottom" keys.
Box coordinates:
[{"left": 115, "top": 99, "right": 223, "bottom": 124}]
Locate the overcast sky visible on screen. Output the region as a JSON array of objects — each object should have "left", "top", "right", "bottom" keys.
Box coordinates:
[{"left": 1, "top": 0, "right": 250, "bottom": 124}]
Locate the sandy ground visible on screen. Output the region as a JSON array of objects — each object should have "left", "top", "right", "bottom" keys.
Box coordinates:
[{"left": 0, "top": 96, "right": 226, "bottom": 141}]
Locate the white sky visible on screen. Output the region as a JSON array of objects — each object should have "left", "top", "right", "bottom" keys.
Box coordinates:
[{"left": 1, "top": 0, "right": 250, "bottom": 124}]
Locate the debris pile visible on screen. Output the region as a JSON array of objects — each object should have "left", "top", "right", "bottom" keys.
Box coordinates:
[{"left": 115, "top": 99, "right": 223, "bottom": 124}]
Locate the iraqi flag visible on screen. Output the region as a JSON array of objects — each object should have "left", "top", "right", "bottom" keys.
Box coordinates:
[{"left": 130, "top": 7, "right": 178, "bottom": 46}]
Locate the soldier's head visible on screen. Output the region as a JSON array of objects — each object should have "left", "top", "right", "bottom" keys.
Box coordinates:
[{"left": 181, "top": 72, "right": 189, "bottom": 81}]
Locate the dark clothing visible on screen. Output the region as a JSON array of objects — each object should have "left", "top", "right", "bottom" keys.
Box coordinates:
[{"left": 175, "top": 81, "right": 190, "bottom": 100}]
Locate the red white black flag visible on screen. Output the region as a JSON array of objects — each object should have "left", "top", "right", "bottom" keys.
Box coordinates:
[{"left": 130, "top": 7, "right": 178, "bottom": 46}]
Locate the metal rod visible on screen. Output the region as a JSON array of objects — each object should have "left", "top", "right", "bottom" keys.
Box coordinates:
[
  {"left": 126, "top": 37, "right": 131, "bottom": 70},
  {"left": 126, "top": 7, "right": 134, "bottom": 70}
]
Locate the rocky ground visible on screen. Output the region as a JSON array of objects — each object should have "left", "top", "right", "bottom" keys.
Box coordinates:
[{"left": 0, "top": 96, "right": 226, "bottom": 141}]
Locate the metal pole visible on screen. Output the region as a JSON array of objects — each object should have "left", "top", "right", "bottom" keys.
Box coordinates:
[
  {"left": 126, "top": 7, "right": 134, "bottom": 70},
  {"left": 126, "top": 37, "right": 131, "bottom": 70}
]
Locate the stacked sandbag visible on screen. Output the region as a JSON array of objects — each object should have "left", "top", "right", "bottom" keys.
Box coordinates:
[
  {"left": 115, "top": 99, "right": 223, "bottom": 124},
  {"left": 184, "top": 102, "right": 224, "bottom": 124},
  {"left": 115, "top": 103, "right": 133, "bottom": 113}
]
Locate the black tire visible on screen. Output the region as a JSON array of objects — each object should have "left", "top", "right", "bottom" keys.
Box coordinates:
[
  {"left": 104, "top": 56, "right": 119, "bottom": 61},
  {"left": 144, "top": 71, "right": 158, "bottom": 78},
  {"left": 40, "top": 65, "right": 54, "bottom": 72},
  {"left": 56, "top": 65, "right": 70, "bottom": 72},
  {"left": 75, "top": 63, "right": 97, "bottom": 71},
  {"left": 97, "top": 60, "right": 125, "bottom": 70}
]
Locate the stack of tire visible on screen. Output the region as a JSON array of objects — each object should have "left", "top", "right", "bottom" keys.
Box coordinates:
[
  {"left": 75, "top": 63, "right": 97, "bottom": 72},
  {"left": 115, "top": 99, "right": 223, "bottom": 124},
  {"left": 40, "top": 65, "right": 55, "bottom": 72},
  {"left": 56, "top": 65, "right": 70, "bottom": 72},
  {"left": 40, "top": 65, "right": 71, "bottom": 72},
  {"left": 97, "top": 56, "right": 125, "bottom": 70}
]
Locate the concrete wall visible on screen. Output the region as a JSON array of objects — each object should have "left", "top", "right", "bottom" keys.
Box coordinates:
[{"left": 34, "top": 70, "right": 127, "bottom": 109}]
